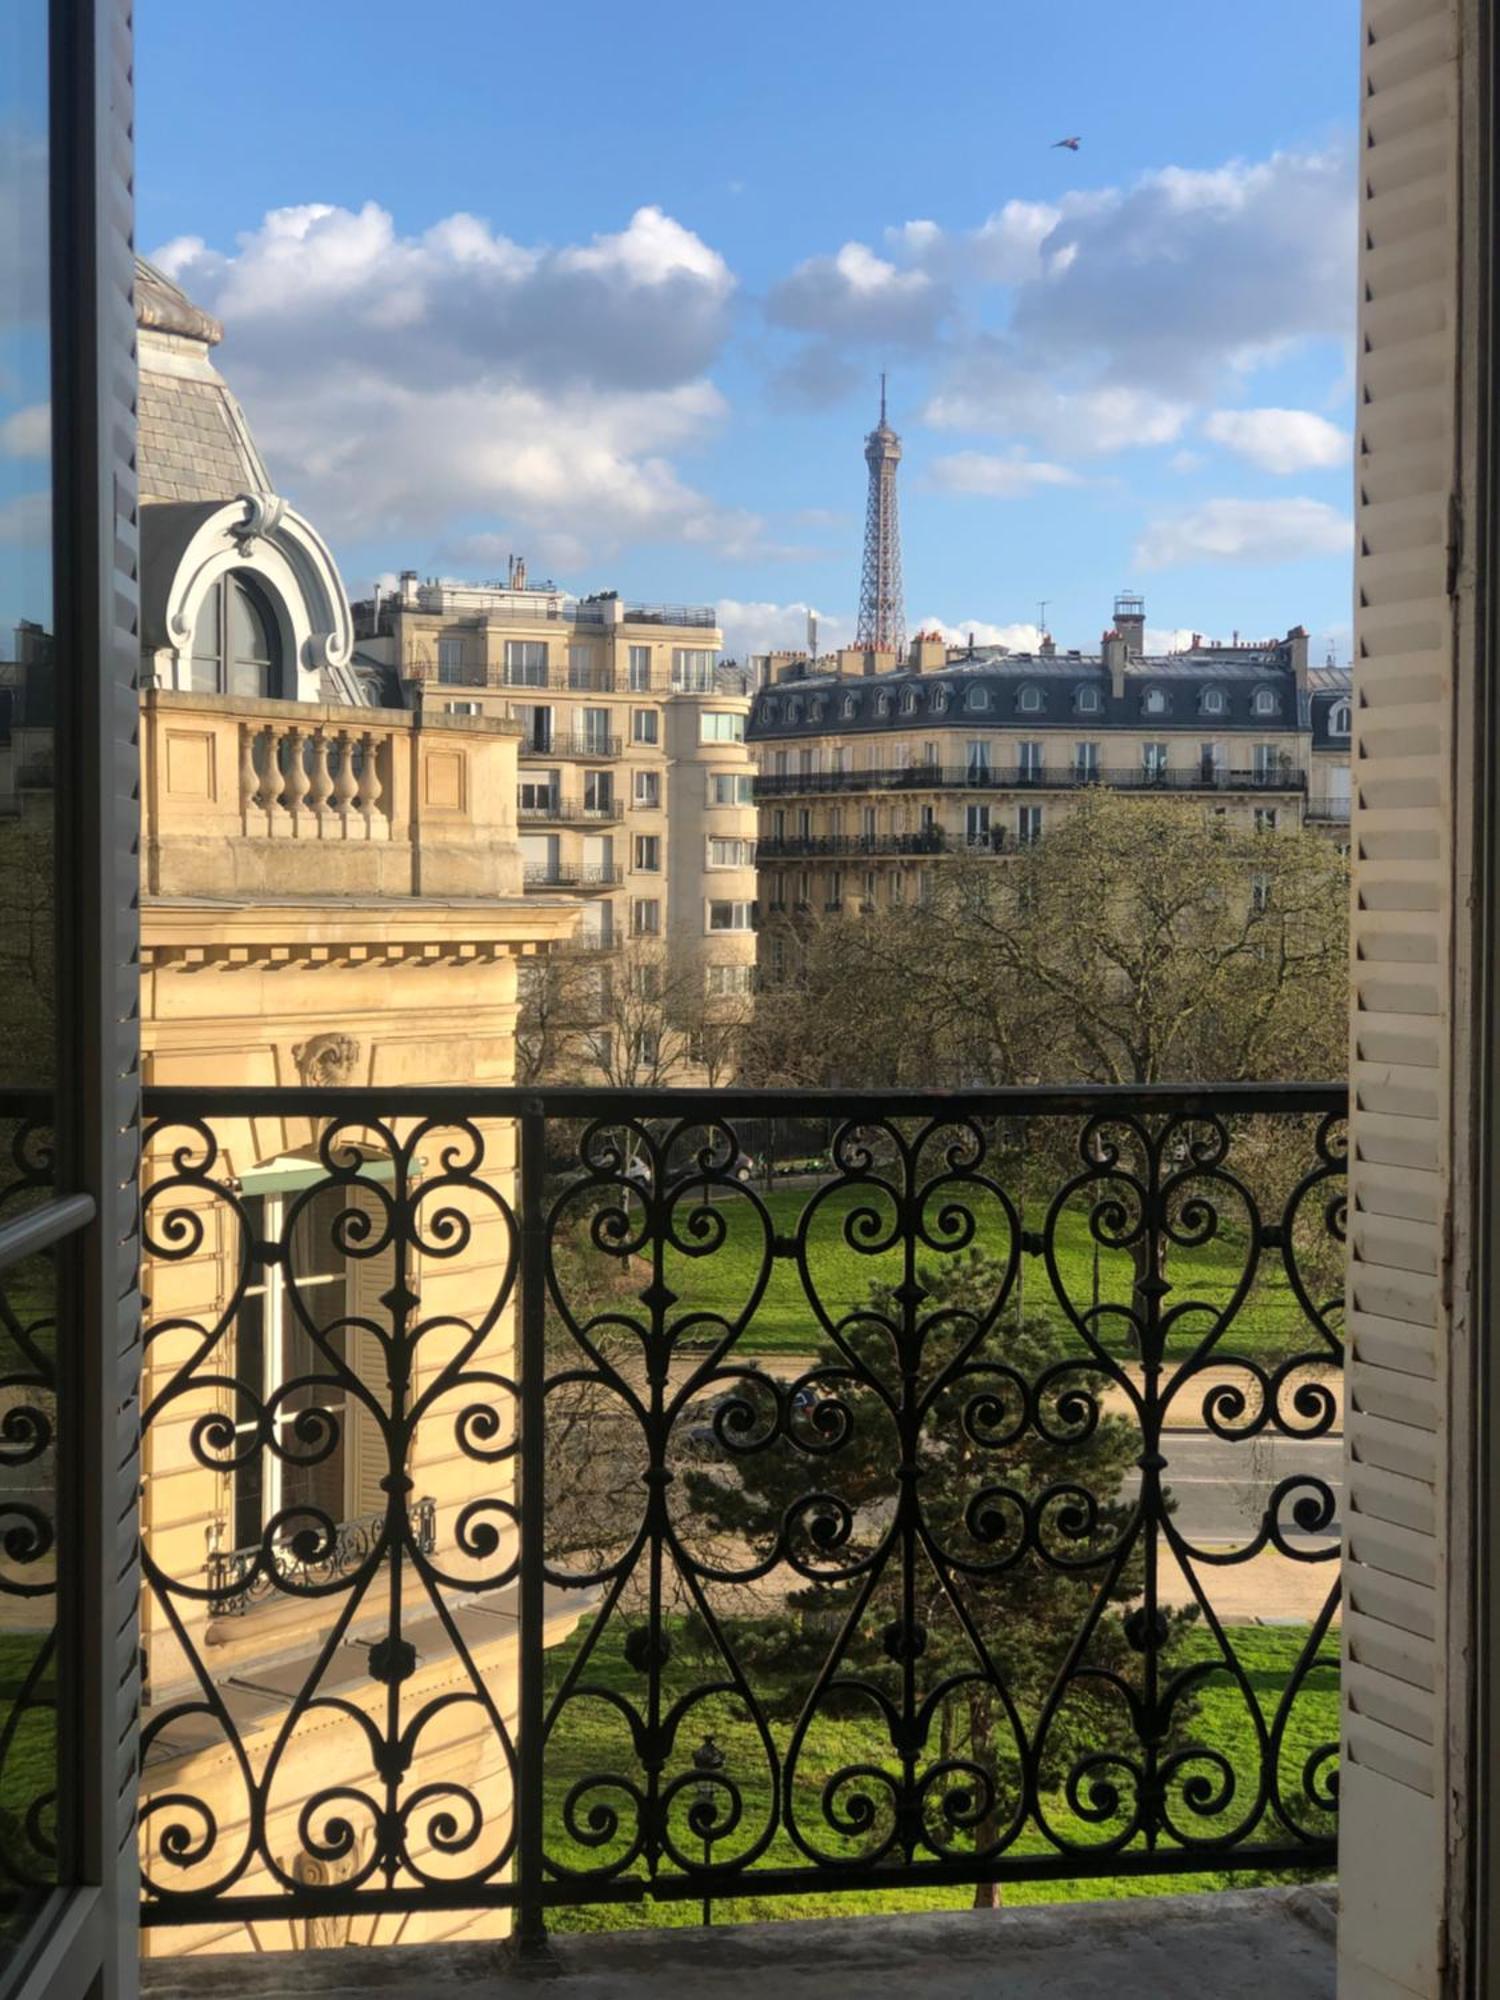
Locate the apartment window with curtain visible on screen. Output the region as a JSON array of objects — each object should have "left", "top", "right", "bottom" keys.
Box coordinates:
[
  {"left": 708, "top": 900, "right": 754, "bottom": 931},
  {"left": 1018, "top": 804, "right": 1043, "bottom": 846},
  {"left": 633, "top": 834, "right": 661, "bottom": 872},
  {"left": 709, "top": 772, "right": 753, "bottom": 805},
  {"left": 631, "top": 898, "right": 661, "bottom": 936},
  {"left": 1075, "top": 741, "right": 1099, "bottom": 781},
  {"left": 672, "top": 647, "right": 718, "bottom": 692},
  {"left": 700, "top": 712, "right": 745, "bottom": 743},
  {"left": 628, "top": 644, "right": 652, "bottom": 690},
  {"left": 505, "top": 638, "right": 548, "bottom": 686},
  {"left": 634, "top": 769, "right": 660, "bottom": 808},
  {"left": 583, "top": 770, "right": 614, "bottom": 815},
  {"left": 1142, "top": 741, "right": 1168, "bottom": 780},
  {"left": 632, "top": 707, "right": 659, "bottom": 745}
]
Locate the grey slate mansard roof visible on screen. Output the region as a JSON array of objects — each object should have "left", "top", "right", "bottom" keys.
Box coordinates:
[
  {"left": 135, "top": 255, "right": 273, "bottom": 506},
  {"left": 1308, "top": 666, "right": 1353, "bottom": 751},
  {"left": 747, "top": 647, "right": 1310, "bottom": 742}
]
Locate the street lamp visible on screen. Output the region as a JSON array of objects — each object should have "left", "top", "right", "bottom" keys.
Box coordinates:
[{"left": 691, "top": 1732, "right": 727, "bottom": 1926}]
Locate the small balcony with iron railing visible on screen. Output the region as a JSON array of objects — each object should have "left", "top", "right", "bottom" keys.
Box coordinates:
[
  {"left": 129, "top": 1081, "right": 1343, "bottom": 1995},
  {"left": 523, "top": 861, "right": 625, "bottom": 890},
  {"left": 519, "top": 733, "right": 625, "bottom": 762},
  {"left": 517, "top": 795, "right": 624, "bottom": 827}
]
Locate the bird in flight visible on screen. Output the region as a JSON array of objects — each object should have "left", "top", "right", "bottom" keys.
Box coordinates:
[{"left": 1052, "top": 136, "right": 1081, "bottom": 150}]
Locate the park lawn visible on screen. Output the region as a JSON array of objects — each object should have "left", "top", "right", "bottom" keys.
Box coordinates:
[
  {"left": 542, "top": 1618, "right": 1336, "bottom": 1933},
  {"left": 656, "top": 1186, "right": 1337, "bottom": 1362}
]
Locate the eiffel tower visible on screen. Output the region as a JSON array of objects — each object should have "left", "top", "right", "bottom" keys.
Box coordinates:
[{"left": 854, "top": 375, "right": 906, "bottom": 654}]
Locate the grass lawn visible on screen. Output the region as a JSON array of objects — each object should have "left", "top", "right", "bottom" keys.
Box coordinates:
[
  {"left": 542, "top": 1617, "right": 1336, "bottom": 1932},
  {"left": 650, "top": 1185, "right": 1338, "bottom": 1362}
]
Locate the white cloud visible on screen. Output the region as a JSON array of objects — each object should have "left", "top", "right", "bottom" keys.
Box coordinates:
[
  {"left": 0, "top": 403, "right": 48, "bottom": 458},
  {"left": 149, "top": 201, "right": 756, "bottom": 559},
  {"left": 924, "top": 351, "right": 1190, "bottom": 455},
  {"left": 716, "top": 600, "right": 849, "bottom": 661},
  {"left": 766, "top": 242, "right": 949, "bottom": 346},
  {"left": 926, "top": 448, "right": 1082, "bottom": 498},
  {"left": 1133, "top": 497, "right": 1353, "bottom": 571},
  {"left": 1203, "top": 406, "right": 1352, "bottom": 474},
  {"left": 915, "top": 617, "right": 1043, "bottom": 650}
]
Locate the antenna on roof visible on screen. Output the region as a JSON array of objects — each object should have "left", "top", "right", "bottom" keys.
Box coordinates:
[
  {"left": 808, "top": 609, "right": 818, "bottom": 662},
  {"left": 1037, "top": 599, "right": 1049, "bottom": 637},
  {"left": 879, "top": 371, "right": 887, "bottom": 426}
]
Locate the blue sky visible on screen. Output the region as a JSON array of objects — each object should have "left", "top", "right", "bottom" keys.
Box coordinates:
[{"left": 134, "top": 0, "right": 1358, "bottom": 663}]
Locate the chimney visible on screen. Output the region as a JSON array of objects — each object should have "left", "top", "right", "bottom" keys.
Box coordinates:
[
  {"left": 1039, "top": 630, "right": 1056, "bottom": 659},
  {"left": 909, "top": 631, "right": 947, "bottom": 674},
  {"left": 1286, "top": 623, "right": 1309, "bottom": 694},
  {"left": 1103, "top": 629, "right": 1128, "bottom": 699},
  {"left": 399, "top": 569, "right": 420, "bottom": 608},
  {"left": 1113, "top": 591, "right": 1145, "bottom": 658}
]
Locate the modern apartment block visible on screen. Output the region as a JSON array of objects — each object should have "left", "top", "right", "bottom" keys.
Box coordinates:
[
  {"left": 355, "top": 577, "right": 759, "bottom": 1039},
  {"left": 746, "top": 595, "right": 1352, "bottom": 923}
]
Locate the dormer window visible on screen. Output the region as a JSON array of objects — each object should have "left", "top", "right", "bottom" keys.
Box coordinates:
[
  {"left": 761, "top": 698, "right": 778, "bottom": 725},
  {"left": 787, "top": 698, "right": 802, "bottom": 724},
  {"left": 1252, "top": 687, "right": 1280, "bottom": 716},
  {"left": 901, "top": 688, "right": 919, "bottom": 714},
  {"left": 966, "top": 685, "right": 990, "bottom": 712},
  {"left": 842, "top": 694, "right": 858, "bottom": 720},
  {"left": 190, "top": 571, "right": 285, "bottom": 698},
  {"left": 1075, "top": 685, "right": 1101, "bottom": 714},
  {"left": 1201, "top": 687, "right": 1226, "bottom": 716},
  {"left": 810, "top": 697, "right": 826, "bottom": 722},
  {"left": 1142, "top": 687, "right": 1168, "bottom": 716},
  {"left": 1329, "top": 698, "right": 1351, "bottom": 735},
  {"left": 1017, "top": 685, "right": 1042, "bottom": 713},
  {"left": 933, "top": 688, "right": 949, "bottom": 714},
  {"left": 876, "top": 692, "right": 892, "bottom": 717}
]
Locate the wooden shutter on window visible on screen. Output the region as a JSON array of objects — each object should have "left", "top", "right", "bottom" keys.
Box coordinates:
[{"left": 1345, "top": 2, "right": 1467, "bottom": 1994}]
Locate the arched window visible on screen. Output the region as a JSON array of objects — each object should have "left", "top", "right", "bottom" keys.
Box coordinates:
[
  {"left": 787, "top": 698, "right": 802, "bottom": 724},
  {"left": 810, "top": 697, "right": 826, "bottom": 722},
  {"left": 1253, "top": 686, "right": 1280, "bottom": 716},
  {"left": 876, "top": 692, "right": 892, "bottom": 717},
  {"left": 842, "top": 694, "right": 858, "bottom": 720},
  {"left": 191, "top": 571, "right": 284, "bottom": 697},
  {"left": 901, "top": 688, "right": 919, "bottom": 714},
  {"left": 1075, "top": 685, "right": 1101, "bottom": 714},
  {"left": 967, "top": 685, "right": 989, "bottom": 711},
  {"left": 1142, "top": 687, "right": 1167, "bottom": 716},
  {"left": 1017, "top": 685, "right": 1042, "bottom": 713},
  {"left": 761, "top": 698, "right": 779, "bottom": 725},
  {"left": 932, "top": 688, "right": 949, "bottom": 714},
  {"left": 1329, "top": 698, "right": 1351, "bottom": 735},
  {"left": 1201, "top": 687, "right": 1226, "bottom": 716}
]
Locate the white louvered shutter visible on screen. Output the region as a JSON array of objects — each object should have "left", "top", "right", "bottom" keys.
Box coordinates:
[{"left": 1344, "top": 2, "right": 1465, "bottom": 1994}]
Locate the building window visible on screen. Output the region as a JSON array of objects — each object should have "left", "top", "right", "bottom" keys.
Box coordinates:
[
  {"left": 190, "top": 572, "right": 285, "bottom": 698},
  {"left": 513, "top": 702, "right": 553, "bottom": 753},
  {"left": 796, "top": 808, "right": 811, "bottom": 839},
  {"left": 787, "top": 698, "right": 803, "bottom": 724},
  {"left": 901, "top": 688, "right": 919, "bottom": 714},
  {"left": 581, "top": 706, "right": 612, "bottom": 752},
  {"left": 633, "top": 834, "right": 661, "bottom": 871},
  {"left": 861, "top": 807, "right": 877, "bottom": 842},
  {"left": 772, "top": 750, "right": 788, "bottom": 778},
  {"left": 444, "top": 700, "right": 481, "bottom": 716},
  {"left": 798, "top": 747, "right": 815, "bottom": 777},
  {"left": 436, "top": 635, "right": 468, "bottom": 684},
  {"left": 1075, "top": 684, "right": 1101, "bottom": 714},
  {"left": 701, "top": 712, "right": 746, "bottom": 743},
  {"left": 628, "top": 644, "right": 652, "bottom": 691},
  {"left": 1017, "top": 685, "right": 1042, "bottom": 713},
  {"left": 584, "top": 770, "right": 614, "bottom": 815},
  {"left": 876, "top": 692, "right": 892, "bottom": 717},
  {"left": 1143, "top": 687, "right": 1168, "bottom": 715},
  {"left": 772, "top": 809, "right": 786, "bottom": 840},
  {"left": 1329, "top": 698, "right": 1351, "bottom": 735},
  {"left": 1019, "top": 741, "right": 1044, "bottom": 781},
  {"left": 1255, "top": 807, "right": 1279, "bottom": 833},
  {"left": 1200, "top": 741, "right": 1224, "bottom": 782},
  {"left": 966, "top": 738, "right": 991, "bottom": 779},
  {"left": 810, "top": 697, "right": 826, "bottom": 722},
  {"left": 518, "top": 776, "right": 557, "bottom": 813},
  {"left": 932, "top": 688, "right": 949, "bottom": 714},
  {"left": 830, "top": 808, "right": 844, "bottom": 837},
  {"left": 708, "top": 900, "right": 754, "bottom": 931},
  {"left": 504, "top": 639, "right": 548, "bottom": 687},
  {"left": 632, "top": 707, "right": 659, "bottom": 745},
  {"left": 966, "top": 685, "right": 989, "bottom": 711},
  {"left": 863, "top": 869, "right": 878, "bottom": 908},
  {"left": 1201, "top": 687, "right": 1226, "bottom": 715},
  {"left": 1018, "top": 804, "right": 1043, "bottom": 846},
  {"left": 709, "top": 772, "right": 754, "bottom": 806},
  {"left": 672, "top": 647, "right": 719, "bottom": 693},
  {"left": 1143, "top": 741, "right": 1169, "bottom": 780},
  {"left": 632, "top": 898, "right": 661, "bottom": 936},
  {"left": 1253, "top": 686, "right": 1281, "bottom": 715},
  {"left": 634, "top": 769, "right": 660, "bottom": 808},
  {"left": 827, "top": 869, "right": 844, "bottom": 908},
  {"left": 1250, "top": 871, "right": 1271, "bottom": 912},
  {"left": 1075, "top": 741, "right": 1099, "bottom": 781},
  {"left": 707, "top": 963, "right": 755, "bottom": 997},
  {"left": 1253, "top": 742, "right": 1281, "bottom": 782},
  {"left": 842, "top": 694, "right": 858, "bottom": 719},
  {"left": 966, "top": 803, "right": 991, "bottom": 847},
  {"left": 709, "top": 837, "right": 756, "bottom": 868},
  {"left": 232, "top": 1188, "right": 352, "bottom": 1554}
]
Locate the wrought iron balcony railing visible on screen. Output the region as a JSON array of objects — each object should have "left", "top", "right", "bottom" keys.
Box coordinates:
[
  {"left": 753, "top": 765, "right": 1309, "bottom": 801},
  {"left": 523, "top": 862, "right": 624, "bottom": 888},
  {"left": 131, "top": 1081, "right": 1345, "bottom": 1947},
  {"left": 205, "top": 1497, "right": 438, "bottom": 1616},
  {"left": 520, "top": 734, "right": 624, "bottom": 761},
  {"left": 517, "top": 797, "right": 623, "bottom": 825}
]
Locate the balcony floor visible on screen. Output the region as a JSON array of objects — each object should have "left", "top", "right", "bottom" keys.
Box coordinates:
[{"left": 142, "top": 1886, "right": 1335, "bottom": 2000}]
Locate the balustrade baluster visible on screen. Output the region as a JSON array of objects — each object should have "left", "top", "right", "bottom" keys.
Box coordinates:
[
  {"left": 237, "top": 724, "right": 260, "bottom": 828},
  {"left": 331, "top": 728, "right": 359, "bottom": 835},
  {"left": 307, "top": 729, "right": 334, "bottom": 831},
  {"left": 280, "top": 725, "right": 310, "bottom": 832},
  {"left": 356, "top": 729, "right": 384, "bottom": 832}
]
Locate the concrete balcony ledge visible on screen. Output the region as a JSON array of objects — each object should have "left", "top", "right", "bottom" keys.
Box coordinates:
[{"left": 141, "top": 1885, "right": 1335, "bottom": 2000}]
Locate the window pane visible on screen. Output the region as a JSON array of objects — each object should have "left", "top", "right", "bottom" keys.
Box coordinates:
[{"left": 227, "top": 575, "right": 278, "bottom": 697}]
